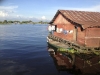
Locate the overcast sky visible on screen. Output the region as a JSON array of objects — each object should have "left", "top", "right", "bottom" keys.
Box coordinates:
[{"left": 0, "top": 0, "right": 100, "bottom": 21}]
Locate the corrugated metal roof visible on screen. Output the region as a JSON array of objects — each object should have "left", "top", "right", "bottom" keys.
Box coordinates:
[{"left": 50, "top": 10, "right": 100, "bottom": 29}]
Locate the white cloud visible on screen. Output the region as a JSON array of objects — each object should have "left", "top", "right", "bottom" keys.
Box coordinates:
[
  {"left": 0, "top": 11, "right": 9, "bottom": 17},
  {"left": 91, "top": 5, "right": 100, "bottom": 11},
  {"left": 1, "top": 4, "right": 100, "bottom": 21},
  {"left": 41, "top": 16, "right": 46, "bottom": 20},
  {"left": 0, "top": 6, "right": 18, "bottom": 10},
  {"left": 28, "top": 16, "right": 34, "bottom": 18},
  {"left": 0, "top": 5, "right": 47, "bottom": 21},
  {"left": 0, "top": 5, "right": 18, "bottom": 18},
  {"left": 56, "top": 5, "right": 100, "bottom": 12}
]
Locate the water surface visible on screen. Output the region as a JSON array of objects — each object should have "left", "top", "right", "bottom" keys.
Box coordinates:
[{"left": 0, "top": 24, "right": 71, "bottom": 75}]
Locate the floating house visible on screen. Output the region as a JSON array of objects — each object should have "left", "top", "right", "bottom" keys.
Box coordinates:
[
  {"left": 48, "top": 10, "right": 100, "bottom": 52},
  {"left": 47, "top": 10, "right": 100, "bottom": 74}
]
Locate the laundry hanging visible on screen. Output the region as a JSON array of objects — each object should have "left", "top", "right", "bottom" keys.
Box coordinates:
[
  {"left": 63, "top": 30, "right": 67, "bottom": 34},
  {"left": 56, "top": 28, "right": 59, "bottom": 33},
  {"left": 69, "top": 30, "right": 73, "bottom": 33},
  {"left": 52, "top": 25, "right": 55, "bottom": 30},
  {"left": 48, "top": 25, "right": 52, "bottom": 31},
  {"left": 59, "top": 28, "right": 63, "bottom": 32}
]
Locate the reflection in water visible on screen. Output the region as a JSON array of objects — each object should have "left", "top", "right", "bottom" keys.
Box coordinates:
[{"left": 47, "top": 43, "right": 100, "bottom": 75}]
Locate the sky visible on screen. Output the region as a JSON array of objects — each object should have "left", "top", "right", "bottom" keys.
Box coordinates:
[{"left": 0, "top": 0, "right": 100, "bottom": 21}]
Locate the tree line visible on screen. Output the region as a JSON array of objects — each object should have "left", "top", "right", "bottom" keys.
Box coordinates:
[{"left": 0, "top": 20, "right": 49, "bottom": 24}]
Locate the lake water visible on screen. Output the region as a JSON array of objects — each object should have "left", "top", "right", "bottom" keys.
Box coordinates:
[{"left": 0, "top": 24, "right": 72, "bottom": 75}]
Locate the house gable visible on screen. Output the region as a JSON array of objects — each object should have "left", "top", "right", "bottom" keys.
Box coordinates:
[{"left": 54, "top": 13, "right": 71, "bottom": 25}]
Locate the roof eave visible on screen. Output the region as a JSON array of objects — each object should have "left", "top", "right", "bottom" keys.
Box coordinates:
[{"left": 49, "top": 10, "right": 61, "bottom": 24}]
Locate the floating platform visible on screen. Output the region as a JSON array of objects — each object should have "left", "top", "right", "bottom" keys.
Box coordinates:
[{"left": 47, "top": 34, "right": 100, "bottom": 55}]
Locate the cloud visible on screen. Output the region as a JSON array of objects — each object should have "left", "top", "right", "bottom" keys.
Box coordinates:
[
  {"left": 0, "top": 5, "right": 49, "bottom": 21},
  {"left": 91, "top": 5, "right": 100, "bottom": 11},
  {"left": 0, "top": 11, "right": 9, "bottom": 17},
  {"left": 0, "top": 6, "right": 18, "bottom": 10},
  {"left": 0, "top": 5, "right": 18, "bottom": 18},
  {"left": 1, "top": 4, "right": 100, "bottom": 21},
  {"left": 41, "top": 16, "right": 46, "bottom": 20},
  {"left": 56, "top": 4, "right": 100, "bottom": 12}
]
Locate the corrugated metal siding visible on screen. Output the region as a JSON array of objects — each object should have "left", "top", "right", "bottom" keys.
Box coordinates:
[
  {"left": 85, "top": 28, "right": 100, "bottom": 47},
  {"left": 50, "top": 10, "right": 100, "bottom": 29},
  {"left": 77, "top": 27, "right": 85, "bottom": 45},
  {"left": 85, "top": 38, "right": 100, "bottom": 47},
  {"left": 51, "top": 10, "right": 100, "bottom": 47},
  {"left": 54, "top": 14, "right": 71, "bottom": 25},
  {"left": 86, "top": 28, "right": 100, "bottom": 37},
  {"left": 60, "top": 10, "right": 100, "bottom": 22},
  {"left": 53, "top": 13, "right": 75, "bottom": 41},
  {"left": 54, "top": 32, "right": 73, "bottom": 41},
  {"left": 59, "top": 10, "right": 100, "bottom": 29}
]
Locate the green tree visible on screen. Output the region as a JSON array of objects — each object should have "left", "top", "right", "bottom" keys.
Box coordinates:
[
  {"left": 8, "top": 21, "right": 13, "bottom": 23},
  {"left": 3, "top": 20, "right": 8, "bottom": 23},
  {"left": 39, "top": 21, "right": 43, "bottom": 24},
  {"left": 0, "top": 21, "right": 2, "bottom": 24}
]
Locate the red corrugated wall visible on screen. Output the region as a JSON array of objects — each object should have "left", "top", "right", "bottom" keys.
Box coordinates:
[
  {"left": 52, "top": 13, "right": 100, "bottom": 47},
  {"left": 85, "top": 28, "right": 100, "bottom": 47},
  {"left": 53, "top": 13, "right": 74, "bottom": 41},
  {"left": 77, "top": 27, "right": 85, "bottom": 46}
]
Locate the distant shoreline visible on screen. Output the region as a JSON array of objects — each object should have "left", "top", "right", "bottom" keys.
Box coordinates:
[
  {"left": 0, "top": 23, "right": 49, "bottom": 25},
  {"left": 0, "top": 20, "right": 49, "bottom": 25}
]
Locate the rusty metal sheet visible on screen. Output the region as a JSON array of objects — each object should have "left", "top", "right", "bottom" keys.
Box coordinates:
[
  {"left": 86, "top": 28, "right": 100, "bottom": 37},
  {"left": 50, "top": 10, "right": 100, "bottom": 29},
  {"left": 85, "top": 38, "right": 100, "bottom": 47}
]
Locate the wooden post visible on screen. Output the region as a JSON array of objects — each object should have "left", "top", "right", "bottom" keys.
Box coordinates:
[{"left": 73, "top": 26, "right": 77, "bottom": 41}]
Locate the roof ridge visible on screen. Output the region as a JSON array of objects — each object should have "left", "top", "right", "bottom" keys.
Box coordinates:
[{"left": 59, "top": 9, "right": 100, "bottom": 13}]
